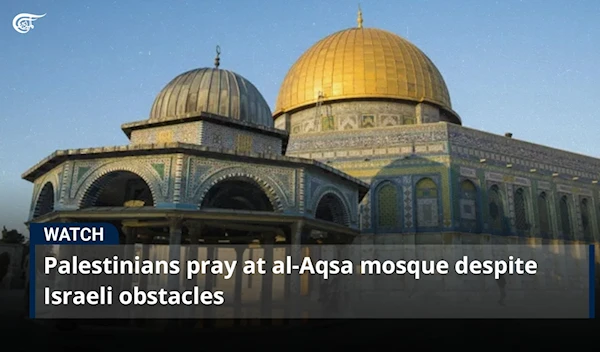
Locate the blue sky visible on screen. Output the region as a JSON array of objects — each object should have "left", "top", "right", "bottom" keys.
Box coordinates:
[{"left": 1, "top": 0, "right": 599, "bottom": 234}]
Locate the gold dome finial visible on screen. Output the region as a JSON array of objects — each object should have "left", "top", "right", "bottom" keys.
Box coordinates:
[
  {"left": 214, "top": 45, "right": 221, "bottom": 68},
  {"left": 357, "top": 4, "right": 363, "bottom": 28}
]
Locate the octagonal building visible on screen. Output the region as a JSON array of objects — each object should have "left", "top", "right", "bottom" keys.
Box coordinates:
[{"left": 23, "top": 60, "right": 368, "bottom": 246}]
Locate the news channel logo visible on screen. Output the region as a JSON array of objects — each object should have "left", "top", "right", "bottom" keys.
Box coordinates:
[{"left": 12, "top": 13, "right": 46, "bottom": 34}]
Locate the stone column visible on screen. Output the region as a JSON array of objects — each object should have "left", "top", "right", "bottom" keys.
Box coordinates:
[
  {"left": 55, "top": 218, "right": 77, "bottom": 330},
  {"left": 135, "top": 231, "right": 154, "bottom": 324},
  {"left": 164, "top": 218, "right": 183, "bottom": 329},
  {"left": 183, "top": 222, "right": 201, "bottom": 327},
  {"left": 121, "top": 226, "right": 137, "bottom": 294},
  {"left": 55, "top": 218, "right": 75, "bottom": 289},
  {"left": 56, "top": 218, "right": 74, "bottom": 261},
  {"left": 260, "top": 233, "right": 275, "bottom": 323},
  {"left": 120, "top": 225, "right": 138, "bottom": 322},
  {"left": 311, "top": 244, "right": 322, "bottom": 302},
  {"left": 185, "top": 223, "right": 202, "bottom": 290},
  {"left": 137, "top": 232, "right": 155, "bottom": 291},
  {"left": 167, "top": 218, "right": 183, "bottom": 292},
  {"left": 203, "top": 238, "right": 217, "bottom": 326},
  {"left": 233, "top": 246, "right": 245, "bottom": 322},
  {"left": 123, "top": 227, "right": 137, "bottom": 244},
  {"left": 287, "top": 221, "right": 304, "bottom": 319},
  {"left": 335, "top": 239, "right": 348, "bottom": 317}
]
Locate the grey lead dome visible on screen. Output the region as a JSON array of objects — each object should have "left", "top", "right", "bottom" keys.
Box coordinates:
[{"left": 149, "top": 68, "right": 273, "bottom": 127}]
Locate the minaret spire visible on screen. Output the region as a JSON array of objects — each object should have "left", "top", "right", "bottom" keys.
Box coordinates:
[
  {"left": 214, "top": 45, "right": 221, "bottom": 69},
  {"left": 357, "top": 4, "right": 363, "bottom": 28}
]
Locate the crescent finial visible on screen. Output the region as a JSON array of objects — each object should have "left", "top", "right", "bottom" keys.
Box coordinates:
[
  {"left": 215, "top": 45, "right": 221, "bottom": 69},
  {"left": 357, "top": 4, "right": 363, "bottom": 29}
]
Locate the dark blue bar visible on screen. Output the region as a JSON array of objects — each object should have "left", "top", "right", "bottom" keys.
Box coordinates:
[
  {"left": 29, "top": 223, "right": 120, "bottom": 245},
  {"left": 590, "top": 244, "right": 595, "bottom": 319},
  {"left": 28, "top": 223, "right": 120, "bottom": 318},
  {"left": 28, "top": 244, "right": 35, "bottom": 319}
]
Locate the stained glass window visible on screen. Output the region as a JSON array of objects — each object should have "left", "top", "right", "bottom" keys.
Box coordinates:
[
  {"left": 538, "top": 192, "right": 550, "bottom": 235},
  {"left": 461, "top": 180, "right": 476, "bottom": 198},
  {"left": 488, "top": 185, "right": 504, "bottom": 231},
  {"left": 377, "top": 183, "right": 398, "bottom": 228},
  {"left": 459, "top": 180, "right": 478, "bottom": 230},
  {"left": 514, "top": 188, "right": 528, "bottom": 232},
  {"left": 559, "top": 195, "right": 572, "bottom": 237},
  {"left": 416, "top": 178, "right": 439, "bottom": 228},
  {"left": 581, "top": 198, "right": 592, "bottom": 241},
  {"left": 416, "top": 178, "right": 438, "bottom": 198}
]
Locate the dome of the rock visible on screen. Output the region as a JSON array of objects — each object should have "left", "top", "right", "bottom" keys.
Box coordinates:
[{"left": 274, "top": 27, "right": 459, "bottom": 124}]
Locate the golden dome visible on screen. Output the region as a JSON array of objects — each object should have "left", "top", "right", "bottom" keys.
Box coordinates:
[{"left": 274, "top": 27, "right": 455, "bottom": 119}]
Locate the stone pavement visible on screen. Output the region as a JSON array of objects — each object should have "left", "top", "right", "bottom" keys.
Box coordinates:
[
  {"left": 0, "top": 289, "right": 596, "bottom": 350},
  {"left": 0, "top": 289, "right": 25, "bottom": 318}
]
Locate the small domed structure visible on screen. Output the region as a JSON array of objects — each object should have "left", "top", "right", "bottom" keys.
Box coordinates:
[{"left": 150, "top": 68, "right": 273, "bottom": 127}]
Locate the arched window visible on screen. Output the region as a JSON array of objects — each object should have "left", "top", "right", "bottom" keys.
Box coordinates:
[
  {"left": 537, "top": 192, "right": 551, "bottom": 236},
  {"left": 581, "top": 198, "right": 592, "bottom": 241},
  {"left": 377, "top": 183, "right": 398, "bottom": 228},
  {"left": 416, "top": 178, "right": 439, "bottom": 229},
  {"left": 459, "top": 180, "right": 478, "bottom": 232},
  {"left": 33, "top": 182, "right": 55, "bottom": 218},
  {"left": 314, "top": 193, "right": 349, "bottom": 226},
  {"left": 81, "top": 171, "right": 154, "bottom": 208},
  {"left": 514, "top": 188, "right": 529, "bottom": 233},
  {"left": 202, "top": 178, "right": 274, "bottom": 211},
  {"left": 559, "top": 195, "right": 572, "bottom": 238},
  {"left": 488, "top": 185, "right": 505, "bottom": 232}
]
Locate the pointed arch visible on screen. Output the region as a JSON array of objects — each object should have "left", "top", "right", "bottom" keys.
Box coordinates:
[
  {"left": 196, "top": 168, "right": 285, "bottom": 212},
  {"left": 488, "top": 184, "right": 507, "bottom": 233},
  {"left": 537, "top": 192, "right": 551, "bottom": 237},
  {"left": 559, "top": 195, "right": 573, "bottom": 239},
  {"left": 514, "top": 187, "right": 529, "bottom": 234},
  {"left": 376, "top": 181, "right": 399, "bottom": 229},
  {"left": 314, "top": 192, "right": 350, "bottom": 226},
  {"left": 200, "top": 177, "right": 275, "bottom": 212},
  {"left": 33, "top": 182, "right": 55, "bottom": 218},
  {"left": 76, "top": 162, "right": 162, "bottom": 208},
  {"left": 580, "top": 198, "right": 593, "bottom": 241},
  {"left": 416, "top": 177, "right": 439, "bottom": 230},
  {"left": 459, "top": 179, "right": 479, "bottom": 232},
  {"left": 79, "top": 170, "right": 155, "bottom": 208}
]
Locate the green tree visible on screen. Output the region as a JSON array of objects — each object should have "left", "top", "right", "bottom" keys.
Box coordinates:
[{"left": 1, "top": 226, "right": 25, "bottom": 244}]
